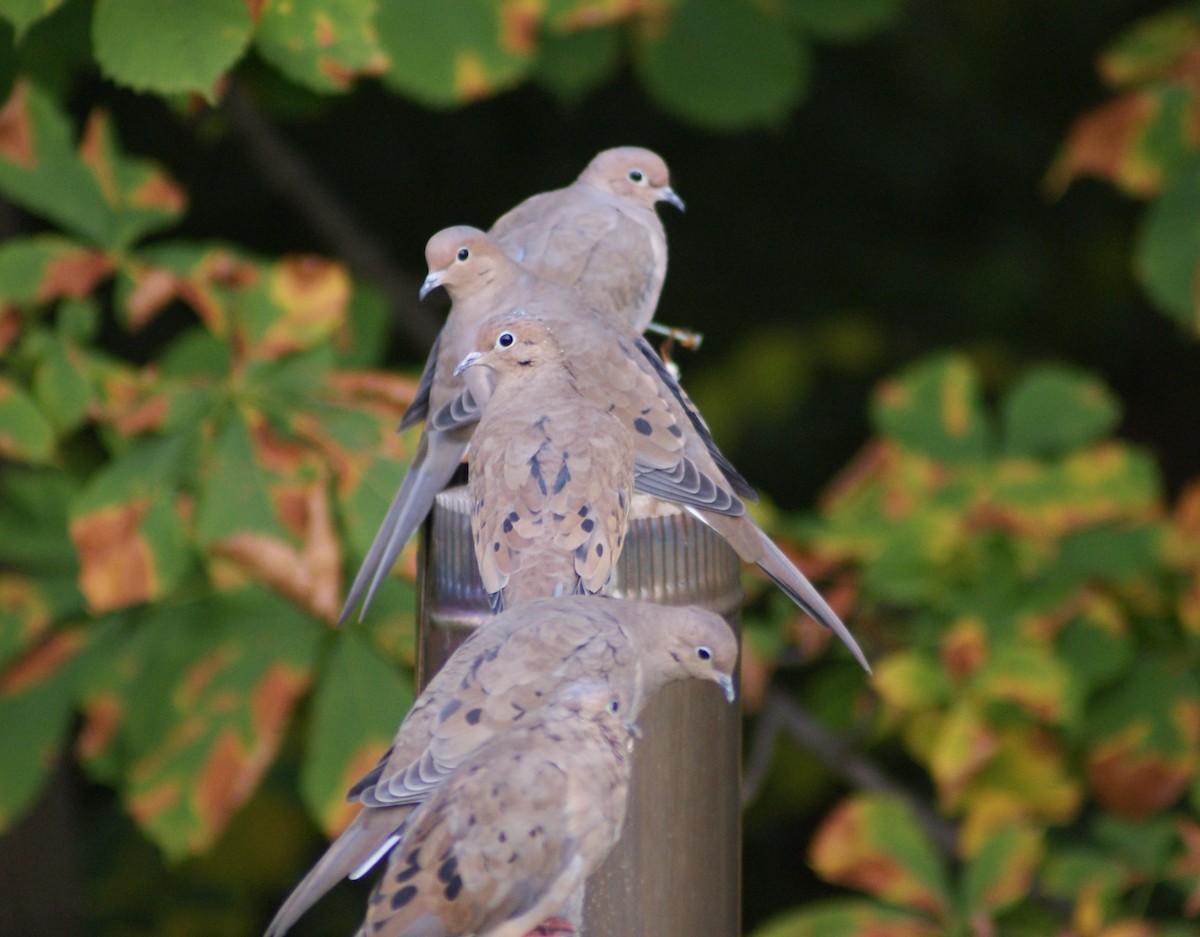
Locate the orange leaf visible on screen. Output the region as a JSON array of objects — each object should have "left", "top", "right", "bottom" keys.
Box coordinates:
[{"left": 69, "top": 499, "right": 157, "bottom": 612}]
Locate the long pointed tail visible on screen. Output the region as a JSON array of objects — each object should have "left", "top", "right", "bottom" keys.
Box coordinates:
[
  {"left": 340, "top": 432, "right": 469, "bottom": 623},
  {"left": 693, "top": 509, "right": 871, "bottom": 673},
  {"left": 264, "top": 808, "right": 411, "bottom": 937}
]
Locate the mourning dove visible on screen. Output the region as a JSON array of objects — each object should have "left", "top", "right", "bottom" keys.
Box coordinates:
[
  {"left": 360, "top": 682, "right": 633, "bottom": 937},
  {"left": 455, "top": 314, "right": 634, "bottom": 610},
  {"left": 265, "top": 596, "right": 737, "bottom": 936},
  {"left": 341, "top": 225, "right": 751, "bottom": 623},
  {"left": 489, "top": 146, "right": 684, "bottom": 335}
]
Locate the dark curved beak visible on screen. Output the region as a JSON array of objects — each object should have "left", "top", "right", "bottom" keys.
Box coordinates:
[
  {"left": 453, "top": 351, "right": 483, "bottom": 376},
  {"left": 419, "top": 271, "right": 443, "bottom": 300},
  {"left": 659, "top": 186, "right": 685, "bottom": 212}
]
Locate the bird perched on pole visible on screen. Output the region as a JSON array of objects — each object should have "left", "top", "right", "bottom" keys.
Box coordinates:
[
  {"left": 264, "top": 597, "right": 738, "bottom": 937},
  {"left": 356, "top": 682, "right": 633, "bottom": 937},
  {"left": 340, "top": 227, "right": 869, "bottom": 673},
  {"left": 489, "top": 146, "right": 684, "bottom": 336},
  {"left": 454, "top": 313, "right": 634, "bottom": 610}
]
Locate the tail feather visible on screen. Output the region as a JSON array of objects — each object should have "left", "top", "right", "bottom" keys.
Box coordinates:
[
  {"left": 265, "top": 808, "right": 411, "bottom": 937},
  {"left": 693, "top": 509, "right": 871, "bottom": 673},
  {"left": 340, "top": 432, "right": 470, "bottom": 624}
]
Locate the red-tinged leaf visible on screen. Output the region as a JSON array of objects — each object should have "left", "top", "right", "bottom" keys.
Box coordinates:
[
  {"left": 0, "top": 377, "right": 54, "bottom": 463},
  {"left": 1046, "top": 85, "right": 1200, "bottom": 199},
  {"left": 1168, "top": 481, "right": 1200, "bottom": 634},
  {"left": 975, "top": 643, "right": 1072, "bottom": 725},
  {"left": 961, "top": 822, "right": 1043, "bottom": 918},
  {"left": 0, "top": 628, "right": 84, "bottom": 830},
  {"left": 108, "top": 589, "right": 321, "bottom": 859},
  {"left": 872, "top": 353, "right": 992, "bottom": 463},
  {"left": 0, "top": 306, "right": 21, "bottom": 355},
  {"left": 939, "top": 616, "right": 987, "bottom": 683},
  {"left": 90, "top": 364, "right": 176, "bottom": 437},
  {"left": 0, "top": 234, "right": 113, "bottom": 305},
  {"left": 209, "top": 479, "right": 341, "bottom": 623},
  {"left": 966, "top": 725, "right": 1081, "bottom": 826},
  {"left": 300, "top": 630, "right": 414, "bottom": 835},
  {"left": 809, "top": 794, "right": 952, "bottom": 920},
  {"left": 750, "top": 899, "right": 940, "bottom": 937},
  {"left": 69, "top": 497, "right": 184, "bottom": 612},
  {"left": 78, "top": 110, "right": 185, "bottom": 239},
  {"left": 69, "top": 434, "right": 195, "bottom": 611},
  {"left": 927, "top": 703, "right": 998, "bottom": 811},
  {"left": 1097, "top": 6, "right": 1200, "bottom": 89},
  {"left": 115, "top": 243, "right": 259, "bottom": 334},
  {"left": 235, "top": 256, "right": 350, "bottom": 361},
  {"left": 1086, "top": 657, "right": 1200, "bottom": 820},
  {"left": 0, "top": 81, "right": 183, "bottom": 248},
  {"left": 255, "top": 0, "right": 388, "bottom": 93}
]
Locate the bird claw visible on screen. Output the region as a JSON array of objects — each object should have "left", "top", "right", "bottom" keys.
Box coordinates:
[{"left": 525, "top": 916, "right": 576, "bottom": 936}]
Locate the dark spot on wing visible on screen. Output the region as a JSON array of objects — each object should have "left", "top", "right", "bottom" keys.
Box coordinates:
[
  {"left": 581, "top": 518, "right": 595, "bottom": 533},
  {"left": 633, "top": 418, "right": 652, "bottom": 436},
  {"left": 465, "top": 708, "right": 482, "bottom": 725},
  {"left": 439, "top": 699, "right": 462, "bottom": 722},
  {"left": 390, "top": 885, "right": 417, "bottom": 909}
]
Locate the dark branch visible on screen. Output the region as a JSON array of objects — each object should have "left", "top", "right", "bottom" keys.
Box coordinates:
[
  {"left": 745, "top": 688, "right": 957, "bottom": 857},
  {"left": 221, "top": 82, "right": 441, "bottom": 353}
]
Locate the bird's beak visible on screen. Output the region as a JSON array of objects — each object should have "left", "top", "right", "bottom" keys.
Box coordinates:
[
  {"left": 419, "top": 270, "right": 443, "bottom": 300},
  {"left": 624, "top": 720, "right": 644, "bottom": 741},
  {"left": 718, "top": 674, "right": 736, "bottom": 704},
  {"left": 453, "top": 351, "right": 483, "bottom": 376},
  {"left": 659, "top": 186, "right": 685, "bottom": 212}
]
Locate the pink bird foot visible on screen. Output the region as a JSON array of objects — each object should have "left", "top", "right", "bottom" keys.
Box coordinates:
[{"left": 526, "top": 916, "right": 576, "bottom": 936}]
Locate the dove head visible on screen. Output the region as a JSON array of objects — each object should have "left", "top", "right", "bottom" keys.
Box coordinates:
[
  {"left": 454, "top": 314, "right": 564, "bottom": 378},
  {"left": 581, "top": 147, "right": 685, "bottom": 212},
  {"left": 649, "top": 606, "right": 739, "bottom": 704},
  {"left": 421, "top": 226, "right": 516, "bottom": 301}
]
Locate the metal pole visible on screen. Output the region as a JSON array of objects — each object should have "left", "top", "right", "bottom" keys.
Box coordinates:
[{"left": 417, "top": 488, "right": 742, "bottom": 937}]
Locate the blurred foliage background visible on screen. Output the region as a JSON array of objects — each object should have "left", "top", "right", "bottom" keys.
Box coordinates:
[{"left": 1, "top": 0, "right": 1200, "bottom": 935}]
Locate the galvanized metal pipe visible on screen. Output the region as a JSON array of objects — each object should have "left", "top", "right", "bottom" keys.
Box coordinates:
[{"left": 417, "top": 488, "right": 742, "bottom": 937}]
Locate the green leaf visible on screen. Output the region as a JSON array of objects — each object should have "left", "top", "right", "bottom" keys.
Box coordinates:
[
  {"left": 784, "top": 0, "right": 903, "bottom": 43},
  {"left": 1099, "top": 5, "right": 1200, "bottom": 88},
  {"left": 0, "top": 234, "right": 111, "bottom": 304},
  {"left": 1057, "top": 522, "right": 1161, "bottom": 580},
  {"left": 0, "top": 467, "right": 81, "bottom": 571},
  {"left": 0, "top": 377, "right": 54, "bottom": 463},
  {"left": 1086, "top": 656, "right": 1200, "bottom": 820},
  {"left": 961, "top": 824, "right": 1043, "bottom": 917},
  {"left": 256, "top": 0, "right": 386, "bottom": 93},
  {"left": 377, "top": 0, "right": 534, "bottom": 107},
  {"left": 1135, "top": 162, "right": 1200, "bottom": 333},
  {"left": 810, "top": 793, "right": 952, "bottom": 919},
  {"left": 635, "top": 0, "right": 809, "bottom": 132},
  {"left": 533, "top": 24, "right": 620, "bottom": 105},
  {"left": 872, "top": 353, "right": 992, "bottom": 462},
  {"left": 751, "top": 898, "right": 938, "bottom": 937},
  {"left": 1001, "top": 365, "right": 1122, "bottom": 457},
  {"left": 32, "top": 333, "right": 92, "bottom": 434},
  {"left": 1056, "top": 599, "right": 1131, "bottom": 699},
  {"left": 0, "top": 82, "right": 184, "bottom": 249},
  {"left": 300, "top": 630, "right": 413, "bottom": 834},
  {"left": 194, "top": 410, "right": 284, "bottom": 545},
  {"left": 92, "top": 0, "right": 254, "bottom": 98},
  {"left": 1092, "top": 812, "right": 1178, "bottom": 878},
  {"left": 0, "top": 629, "right": 82, "bottom": 830},
  {"left": 84, "top": 589, "right": 321, "bottom": 859},
  {"left": 0, "top": 0, "right": 65, "bottom": 39},
  {"left": 0, "top": 81, "right": 113, "bottom": 244}
]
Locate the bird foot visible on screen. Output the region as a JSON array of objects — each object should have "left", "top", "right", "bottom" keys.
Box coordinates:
[{"left": 525, "top": 916, "right": 576, "bottom": 936}]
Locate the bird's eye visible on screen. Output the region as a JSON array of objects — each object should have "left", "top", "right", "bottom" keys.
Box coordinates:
[
  {"left": 456, "top": 247, "right": 470, "bottom": 262},
  {"left": 609, "top": 699, "right": 621, "bottom": 713},
  {"left": 696, "top": 646, "right": 712, "bottom": 661},
  {"left": 628, "top": 169, "right": 645, "bottom": 184},
  {"left": 496, "top": 331, "right": 515, "bottom": 349}
]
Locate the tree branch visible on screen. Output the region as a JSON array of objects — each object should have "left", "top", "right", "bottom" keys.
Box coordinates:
[
  {"left": 745, "top": 688, "right": 957, "bottom": 857},
  {"left": 221, "top": 83, "right": 441, "bottom": 353}
]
